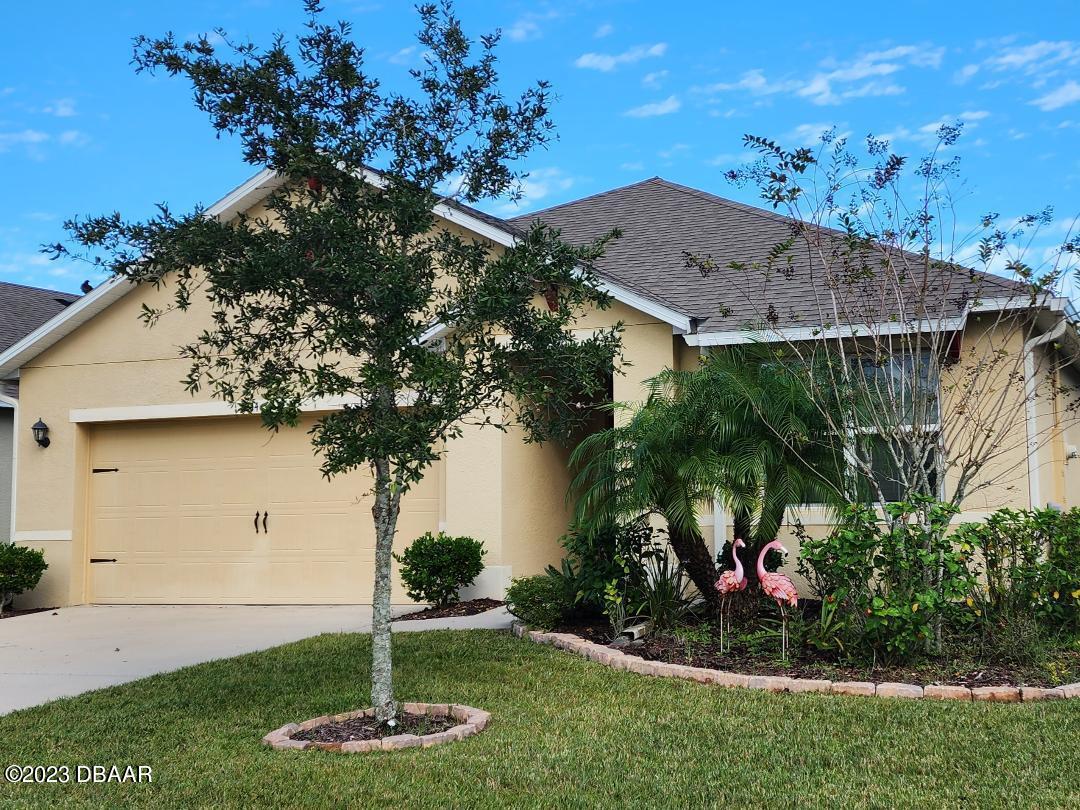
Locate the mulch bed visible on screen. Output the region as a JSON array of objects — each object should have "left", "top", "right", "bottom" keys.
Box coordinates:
[
  {"left": 0, "top": 607, "right": 58, "bottom": 620},
  {"left": 393, "top": 598, "right": 503, "bottom": 622},
  {"left": 555, "top": 618, "right": 1079, "bottom": 689},
  {"left": 292, "top": 713, "right": 457, "bottom": 744}
]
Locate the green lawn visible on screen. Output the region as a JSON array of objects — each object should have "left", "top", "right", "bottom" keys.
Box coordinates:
[{"left": 1, "top": 630, "right": 1078, "bottom": 808}]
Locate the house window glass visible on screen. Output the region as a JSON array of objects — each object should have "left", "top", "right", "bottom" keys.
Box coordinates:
[
  {"left": 854, "top": 350, "right": 940, "bottom": 503},
  {"left": 856, "top": 350, "right": 939, "bottom": 427},
  {"left": 863, "top": 434, "right": 939, "bottom": 503}
]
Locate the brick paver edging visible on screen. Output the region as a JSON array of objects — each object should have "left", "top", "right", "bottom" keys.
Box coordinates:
[
  {"left": 512, "top": 621, "right": 1080, "bottom": 703},
  {"left": 262, "top": 703, "right": 491, "bottom": 752}
]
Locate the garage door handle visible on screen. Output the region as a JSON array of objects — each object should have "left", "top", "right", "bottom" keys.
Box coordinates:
[
  {"left": 262, "top": 511, "right": 268, "bottom": 533},
  {"left": 254, "top": 511, "right": 260, "bottom": 534},
  {"left": 90, "top": 558, "right": 117, "bottom": 564}
]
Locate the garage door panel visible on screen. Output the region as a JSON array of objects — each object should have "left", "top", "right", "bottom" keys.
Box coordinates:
[
  {"left": 130, "top": 516, "right": 175, "bottom": 555},
  {"left": 91, "top": 516, "right": 130, "bottom": 556},
  {"left": 89, "top": 415, "right": 442, "bottom": 604}
]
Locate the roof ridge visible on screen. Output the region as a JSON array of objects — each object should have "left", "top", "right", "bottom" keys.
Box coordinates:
[
  {"left": 649, "top": 177, "right": 798, "bottom": 228},
  {"left": 509, "top": 176, "right": 665, "bottom": 222},
  {"left": 0, "top": 279, "right": 80, "bottom": 298}
]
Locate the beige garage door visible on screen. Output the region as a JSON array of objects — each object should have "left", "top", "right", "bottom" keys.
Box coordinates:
[{"left": 87, "top": 415, "right": 442, "bottom": 604}]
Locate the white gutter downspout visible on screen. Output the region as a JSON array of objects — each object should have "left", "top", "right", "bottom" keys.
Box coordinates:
[
  {"left": 0, "top": 390, "right": 16, "bottom": 541},
  {"left": 1024, "top": 318, "right": 1068, "bottom": 509}
]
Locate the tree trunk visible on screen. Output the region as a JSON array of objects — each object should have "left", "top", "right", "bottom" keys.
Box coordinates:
[
  {"left": 667, "top": 525, "right": 721, "bottom": 611},
  {"left": 370, "top": 456, "right": 401, "bottom": 723},
  {"left": 732, "top": 507, "right": 763, "bottom": 588}
]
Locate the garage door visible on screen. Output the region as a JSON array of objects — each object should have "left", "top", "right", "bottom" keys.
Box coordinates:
[{"left": 87, "top": 415, "right": 442, "bottom": 604}]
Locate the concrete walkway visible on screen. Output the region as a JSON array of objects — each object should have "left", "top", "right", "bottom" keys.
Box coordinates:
[{"left": 0, "top": 604, "right": 512, "bottom": 715}]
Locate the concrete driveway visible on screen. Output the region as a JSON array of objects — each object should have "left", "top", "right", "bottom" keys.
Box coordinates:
[{"left": 0, "top": 604, "right": 512, "bottom": 715}]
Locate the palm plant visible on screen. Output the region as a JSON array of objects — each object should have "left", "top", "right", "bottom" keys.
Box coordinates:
[{"left": 570, "top": 344, "right": 845, "bottom": 606}]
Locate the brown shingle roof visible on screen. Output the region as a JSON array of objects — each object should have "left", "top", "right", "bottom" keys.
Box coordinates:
[
  {"left": 509, "top": 177, "right": 1022, "bottom": 334},
  {"left": 0, "top": 281, "right": 79, "bottom": 354}
]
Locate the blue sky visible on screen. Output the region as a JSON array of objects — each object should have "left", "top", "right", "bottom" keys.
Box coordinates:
[{"left": 2, "top": 0, "right": 1079, "bottom": 294}]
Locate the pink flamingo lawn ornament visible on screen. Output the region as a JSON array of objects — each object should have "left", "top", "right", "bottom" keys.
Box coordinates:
[
  {"left": 714, "top": 538, "right": 748, "bottom": 652},
  {"left": 756, "top": 540, "right": 798, "bottom": 661}
]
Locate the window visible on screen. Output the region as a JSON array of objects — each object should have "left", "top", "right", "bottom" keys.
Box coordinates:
[
  {"left": 862, "top": 434, "right": 939, "bottom": 503},
  {"left": 852, "top": 350, "right": 941, "bottom": 503}
]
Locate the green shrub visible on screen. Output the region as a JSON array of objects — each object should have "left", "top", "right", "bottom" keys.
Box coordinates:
[
  {"left": 628, "top": 548, "right": 697, "bottom": 630},
  {"left": 505, "top": 574, "right": 569, "bottom": 630},
  {"left": 953, "top": 507, "right": 1080, "bottom": 634},
  {"left": 0, "top": 543, "right": 48, "bottom": 615},
  {"left": 393, "top": 532, "right": 485, "bottom": 607},
  {"left": 547, "top": 520, "right": 657, "bottom": 614},
  {"left": 796, "top": 499, "right": 977, "bottom": 663}
]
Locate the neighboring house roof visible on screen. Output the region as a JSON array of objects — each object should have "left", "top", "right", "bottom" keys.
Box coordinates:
[
  {"left": 509, "top": 177, "right": 1043, "bottom": 342},
  {"left": 0, "top": 281, "right": 80, "bottom": 399},
  {"left": 0, "top": 281, "right": 79, "bottom": 353}
]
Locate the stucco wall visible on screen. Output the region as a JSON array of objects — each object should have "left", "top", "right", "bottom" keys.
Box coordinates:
[
  {"left": 0, "top": 406, "right": 12, "bottom": 542},
  {"left": 11, "top": 201, "right": 687, "bottom": 606}
]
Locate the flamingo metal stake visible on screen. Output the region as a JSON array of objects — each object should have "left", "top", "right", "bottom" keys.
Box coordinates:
[{"left": 756, "top": 540, "right": 798, "bottom": 661}]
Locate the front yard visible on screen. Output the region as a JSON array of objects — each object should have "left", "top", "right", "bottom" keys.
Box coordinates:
[{"left": 1, "top": 630, "right": 1077, "bottom": 807}]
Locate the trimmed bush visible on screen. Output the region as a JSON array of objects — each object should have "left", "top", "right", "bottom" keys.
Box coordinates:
[
  {"left": 393, "top": 532, "right": 486, "bottom": 607},
  {"left": 953, "top": 507, "right": 1080, "bottom": 634},
  {"left": 0, "top": 543, "right": 48, "bottom": 615},
  {"left": 505, "top": 575, "right": 568, "bottom": 630}
]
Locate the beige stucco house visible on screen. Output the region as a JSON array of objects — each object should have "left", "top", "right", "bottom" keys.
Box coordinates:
[
  {"left": 3, "top": 170, "right": 1078, "bottom": 608},
  {"left": 1, "top": 281, "right": 80, "bottom": 543}
]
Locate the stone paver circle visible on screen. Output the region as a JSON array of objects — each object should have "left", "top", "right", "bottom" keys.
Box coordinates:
[{"left": 262, "top": 703, "right": 491, "bottom": 752}]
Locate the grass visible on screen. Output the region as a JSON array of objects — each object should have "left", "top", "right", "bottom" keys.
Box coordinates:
[{"left": 0, "top": 630, "right": 1078, "bottom": 808}]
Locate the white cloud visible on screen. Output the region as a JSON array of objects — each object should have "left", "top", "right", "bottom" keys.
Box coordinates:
[
  {"left": 959, "top": 39, "right": 1080, "bottom": 107},
  {"left": 43, "top": 97, "right": 76, "bottom": 117},
  {"left": 879, "top": 111, "right": 990, "bottom": 149},
  {"left": 1032, "top": 80, "right": 1080, "bottom": 111},
  {"left": 697, "top": 69, "right": 801, "bottom": 97},
  {"left": 507, "top": 19, "right": 540, "bottom": 42},
  {"left": 58, "top": 129, "right": 89, "bottom": 146},
  {"left": 594, "top": 23, "right": 613, "bottom": 39},
  {"left": 955, "top": 63, "right": 980, "bottom": 83},
  {"left": 658, "top": 143, "right": 689, "bottom": 160},
  {"left": 620, "top": 161, "right": 644, "bottom": 171},
  {"left": 799, "top": 45, "right": 943, "bottom": 105},
  {"left": 706, "top": 152, "right": 754, "bottom": 167},
  {"left": 0, "top": 129, "right": 49, "bottom": 151},
  {"left": 388, "top": 46, "right": 416, "bottom": 65},
  {"left": 624, "top": 95, "right": 680, "bottom": 117},
  {"left": 506, "top": 11, "right": 560, "bottom": 43},
  {"left": 497, "top": 167, "right": 576, "bottom": 213},
  {"left": 786, "top": 123, "right": 851, "bottom": 146},
  {"left": 575, "top": 43, "right": 667, "bottom": 72},
  {"left": 984, "top": 40, "right": 1079, "bottom": 75},
  {"left": 642, "top": 70, "right": 668, "bottom": 90},
  {"left": 696, "top": 44, "right": 942, "bottom": 106}
]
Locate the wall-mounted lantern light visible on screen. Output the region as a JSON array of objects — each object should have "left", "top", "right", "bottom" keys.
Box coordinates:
[{"left": 31, "top": 418, "right": 50, "bottom": 448}]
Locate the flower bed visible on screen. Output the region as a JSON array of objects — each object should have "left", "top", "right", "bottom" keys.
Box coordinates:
[
  {"left": 514, "top": 622, "right": 1080, "bottom": 703},
  {"left": 262, "top": 703, "right": 491, "bottom": 752}
]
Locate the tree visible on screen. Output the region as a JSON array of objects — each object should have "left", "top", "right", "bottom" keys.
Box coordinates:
[
  {"left": 569, "top": 345, "right": 844, "bottom": 601},
  {"left": 49, "top": 1, "right": 621, "bottom": 722},
  {"left": 686, "top": 127, "right": 1079, "bottom": 646}
]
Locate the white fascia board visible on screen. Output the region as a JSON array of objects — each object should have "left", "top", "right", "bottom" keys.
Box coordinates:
[
  {"left": 682, "top": 294, "right": 1066, "bottom": 347},
  {"left": 593, "top": 279, "right": 692, "bottom": 333},
  {"left": 0, "top": 170, "right": 285, "bottom": 381},
  {"left": 70, "top": 392, "right": 417, "bottom": 424},
  {"left": 684, "top": 316, "right": 969, "bottom": 347}
]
